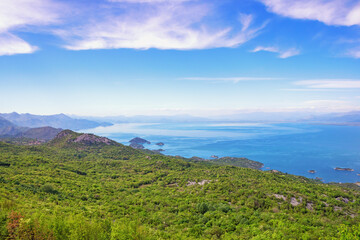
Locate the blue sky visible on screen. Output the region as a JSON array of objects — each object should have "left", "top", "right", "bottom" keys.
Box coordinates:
[{"left": 0, "top": 0, "right": 360, "bottom": 116}]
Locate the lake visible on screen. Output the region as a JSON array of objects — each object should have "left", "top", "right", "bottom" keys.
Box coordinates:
[{"left": 83, "top": 122, "right": 360, "bottom": 183}]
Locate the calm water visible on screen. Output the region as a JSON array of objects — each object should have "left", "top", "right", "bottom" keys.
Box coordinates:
[{"left": 83, "top": 122, "right": 360, "bottom": 183}]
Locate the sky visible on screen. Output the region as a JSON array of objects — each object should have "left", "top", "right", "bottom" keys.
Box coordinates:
[{"left": 0, "top": 0, "right": 360, "bottom": 117}]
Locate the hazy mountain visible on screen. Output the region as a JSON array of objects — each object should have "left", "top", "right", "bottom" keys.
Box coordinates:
[
  {"left": 74, "top": 114, "right": 210, "bottom": 123},
  {"left": 19, "top": 126, "right": 63, "bottom": 140},
  {"left": 307, "top": 111, "right": 360, "bottom": 123},
  {"left": 0, "top": 112, "right": 112, "bottom": 130},
  {"left": 0, "top": 116, "right": 26, "bottom": 136},
  {"left": 0, "top": 116, "right": 62, "bottom": 140},
  {"left": 75, "top": 112, "right": 320, "bottom": 124},
  {"left": 0, "top": 116, "right": 13, "bottom": 128}
]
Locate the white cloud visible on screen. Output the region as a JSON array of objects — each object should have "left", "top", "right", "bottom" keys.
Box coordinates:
[
  {"left": 295, "top": 80, "right": 360, "bottom": 88},
  {"left": 59, "top": 1, "right": 265, "bottom": 51},
  {"left": 0, "top": 33, "right": 38, "bottom": 56},
  {"left": 0, "top": 0, "right": 61, "bottom": 56},
  {"left": 252, "top": 46, "right": 300, "bottom": 58},
  {"left": 259, "top": 0, "right": 360, "bottom": 26},
  {"left": 252, "top": 46, "right": 278, "bottom": 53},
  {"left": 278, "top": 48, "right": 300, "bottom": 58},
  {"left": 182, "top": 77, "right": 281, "bottom": 83}
]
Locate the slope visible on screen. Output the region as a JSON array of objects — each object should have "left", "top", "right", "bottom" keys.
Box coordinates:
[{"left": 0, "top": 131, "right": 359, "bottom": 239}]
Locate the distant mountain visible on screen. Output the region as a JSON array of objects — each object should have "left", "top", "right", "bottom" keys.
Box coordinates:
[
  {"left": 0, "top": 116, "right": 26, "bottom": 136},
  {"left": 19, "top": 126, "right": 62, "bottom": 140},
  {"left": 307, "top": 111, "right": 360, "bottom": 123},
  {"left": 0, "top": 112, "right": 112, "bottom": 130},
  {"left": 73, "top": 114, "right": 210, "bottom": 123}
]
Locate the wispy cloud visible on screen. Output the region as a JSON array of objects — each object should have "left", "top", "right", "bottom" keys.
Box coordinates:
[
  {"left": 181, "top": 77, "right": 281, "bottom": 83},
  {"left": 251, "top": 46, "right": 300, "bottom": 58},
  {"left": 302, "top": 99, "right": 354, "bottom": 111},
  {"left": 280, "top": 88, "right": 345, "bottom": 92},
  {"left": 295, "top": 80, "right": 360, "bottom": 88},
  {"left": 0, "top": 0, "right": 61, "bottom": 55},
  {"left": 259, "top": 0, "right": 360, "bottom": 26},
  {"left": 59, "top": 1, "right": 266, "bottom": 51},
  {"left": 347, "top": 48, "right": 360, "bottom": 58}
]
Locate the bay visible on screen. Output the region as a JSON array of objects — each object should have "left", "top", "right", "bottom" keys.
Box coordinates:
[{"left": 83, "top": 122, "right": 360, "bottom": 183}]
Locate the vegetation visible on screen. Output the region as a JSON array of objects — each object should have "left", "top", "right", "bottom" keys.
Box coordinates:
[
  {"left": 208, "top": 157, "right": 264, "bottom": 169},
  {"left": 1, "top": 130, "right": 360, "bottom": 239}
]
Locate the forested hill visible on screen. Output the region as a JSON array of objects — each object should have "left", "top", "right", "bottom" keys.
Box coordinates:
[{"left": 0, "top": 131, "right": 360, "bottom": 239}]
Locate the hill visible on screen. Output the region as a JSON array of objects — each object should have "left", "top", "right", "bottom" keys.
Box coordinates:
[
  {"left": 49, "top": 129, "right": 119, "bottom": 148},
  {"left": 0, "top": 112, "right": 112, "bottom": 130},
  {"left": 0, "top": 131, "right": 359, "bottom": 239},
  {"left": 19, "top": 126, "right": 63, "bottom": 140}
]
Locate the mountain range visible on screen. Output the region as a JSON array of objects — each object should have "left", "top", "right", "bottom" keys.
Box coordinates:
[
  {"left": 0, "top": 112, "right": 112, "bottom": 141},
  {"left": 1, "top": 110, "right": 360, "bottom": 142},
  {"left": 305, "top": 111, "right": 360, "bottom": 123},
  {"left": 0, "top": 112, "right": 112, "bottom": 130},
  {"left": 74, "top": 111, "right": 360, "bottom": 124}
]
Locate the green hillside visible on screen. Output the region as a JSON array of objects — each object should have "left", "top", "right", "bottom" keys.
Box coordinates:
[{"left": 0, "top": 131, "right": 359, "bottom": 239}]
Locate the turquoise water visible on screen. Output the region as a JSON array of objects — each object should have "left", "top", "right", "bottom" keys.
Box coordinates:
[{"left": 84, "top": 123, "right": 360, "bottom": 183}]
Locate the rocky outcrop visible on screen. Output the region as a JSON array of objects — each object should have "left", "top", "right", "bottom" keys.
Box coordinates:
[
  {"left": 306, "top": 203, "right": 314, "bottom": 211},
  {"left": 187, "top": 180, "right": 211, "bottom": 186},
  {"left": 73, "top": 134, "right": 116, "bottom": 145},
  {"left": 129, "top": 137, "right": 150, "bottom": 145},
  {"left": 290, "top": 197, "right": 303, "bottom": 206},
  {"left": 156, "top": 142, "right": 164, "bottom": 146},
  {"left": 273, "top": 194, "right": 286, "bottom": 201},
  {"left": 54, "top": 129, "right": 74, "bottom": 139},
  {"left": 51, "top": 130, "right": 118, "bottom": 146}
]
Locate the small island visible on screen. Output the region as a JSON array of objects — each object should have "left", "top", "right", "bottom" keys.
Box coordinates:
[
  {"left": 211, "top": 155, "right": 219, "bottom": 159},
  {"left": 334, "top": 167, "right": 354, "bottom": 171},
  {"left": 129, "top": 137, "right": 151, "bottom": 145},
  {"left": 155, "top": 142, "right": 164, "bottom": 146},
  {"left": 308, "top": 170, "right": 316, "bottom": 174}
]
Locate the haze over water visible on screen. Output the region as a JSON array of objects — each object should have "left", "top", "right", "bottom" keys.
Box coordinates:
[{"left": 84, "top": 122, "right": 360, "bottom": 183}]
